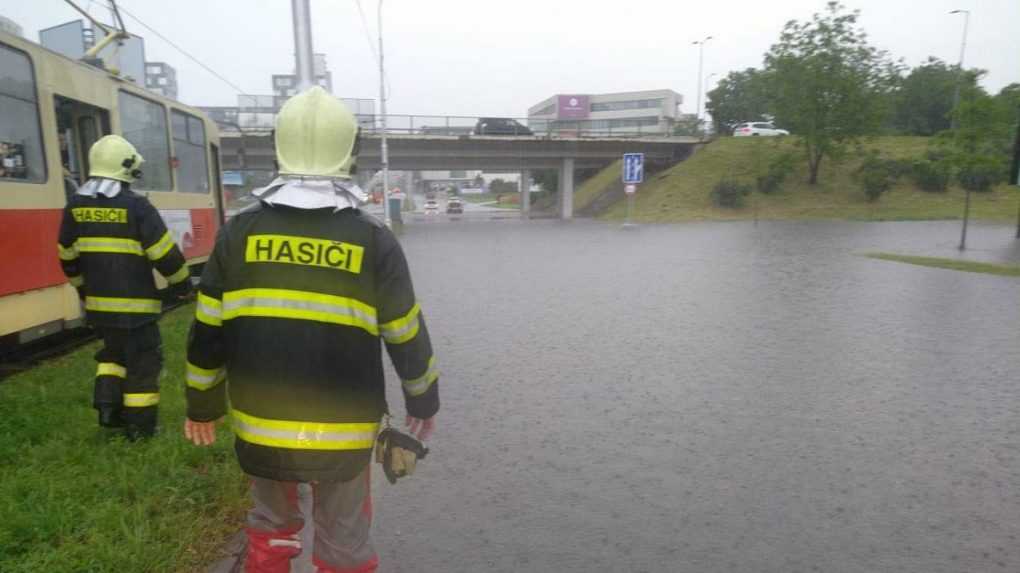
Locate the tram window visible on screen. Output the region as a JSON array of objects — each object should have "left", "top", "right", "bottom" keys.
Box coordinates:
[
  {"left": 77, "top": 115, "right": 102, "bottom": 178},
  {"left": 0, "top": 43, "right": 45, "bottom": 183},
  {"left": 118, "top": 90, "right": 172, "bottom": 192},
  {"left": 171, "top": 110, "right": 210, "bottom": 194}
]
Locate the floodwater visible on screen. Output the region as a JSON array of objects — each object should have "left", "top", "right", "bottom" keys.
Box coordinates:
[{"left": 305, "top": 219, "right": 1020, "bottom": 573}]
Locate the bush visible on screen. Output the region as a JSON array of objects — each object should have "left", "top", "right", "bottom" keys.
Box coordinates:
[
  {"left": 957, "top": 157, "right": 1004, "bottom": 192},
  {"left": 857, "top": 153, "right": 897, "bottom": 202},
  {"left": 884, "top": 158, "right": 914, "bottom": 179},
  {"left": 711, "top": 179, "right": 752, "bottom": 208},
  {"left": 756, "top": 153, "right": 796, "bottom": 194},
  {"left": 861, "top": 169, "right": 893, "bottom": 201},
  {"left": 910, "top": 159, "right": 951, "bottom": 192}
]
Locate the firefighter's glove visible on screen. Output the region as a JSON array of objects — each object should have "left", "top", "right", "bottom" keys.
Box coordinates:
[{"left": 376, "top": 427, "right": 429, "bottom": 484}]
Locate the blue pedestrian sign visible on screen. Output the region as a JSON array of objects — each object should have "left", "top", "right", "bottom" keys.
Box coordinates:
[{"left": 622, "top": 153, "right": 644, "bottom": 184}]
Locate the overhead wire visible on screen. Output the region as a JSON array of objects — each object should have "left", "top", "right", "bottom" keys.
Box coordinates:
[
  {"left": 111, "top": 1, "right": 247, "bottom": 95},
  {"left": 353, "top": 0, "right": 392, "bottom": 97}
]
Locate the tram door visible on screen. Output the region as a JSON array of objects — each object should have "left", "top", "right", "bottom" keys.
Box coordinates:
[{"left": 54, "top": 96, "right": 110, "bottom": 198}]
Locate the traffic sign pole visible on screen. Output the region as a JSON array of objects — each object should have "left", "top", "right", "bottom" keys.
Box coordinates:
[
  {"left": 622, "top": 154, "right": 644, "bottom": 228},
  {"left": 623, "top": 183, "right": 637, "bottom": 227}
]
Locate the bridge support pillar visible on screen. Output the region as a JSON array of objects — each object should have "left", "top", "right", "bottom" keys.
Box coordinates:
[
  {"left": 520, "top": 169, "right": 531, "bottom": 217},
  {"left": 559, "top": 158, "right": 574, "bottom": 220}
]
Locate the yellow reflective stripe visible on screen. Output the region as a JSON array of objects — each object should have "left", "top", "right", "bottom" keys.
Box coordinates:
[
  {"left": 85, "top": 296, "right": 162, "bottom": 314},
  {"left": 196, "top": 292, "right": 223, "bottom": 326},
  {"left": 222, "top": 288, "right": 378, "bottom": 335},
  {"left": 380, "top": 303, "right": 421, "bottom": 344},
  {"left": 231, "top": 408, "right": 379, "bottom": 451},
  {"left": 145, "top": 231, "right": 176, "bottom": 261},
  {"left": 96, "top": 362, "right": 126, "bottom": 378},
  {"left": 77, "top": 237, "right": 144, "bottom": 256},
  {"left": 403, "top": 356, "right": 439, "bottom": 397},
  {"left": 68, "top": 275, "right": 84, "bottom": 287},
  {"left": 186, "top": 362, "right": 225, "bottom": 391},
  {"left": 58, "top": 242, "right": 79, "bottom": 261},
  {"left": 123, "top": 393, "right": 160, "bottom": 407},
  {"left": 166, "top": 264, "right": 190, "bottom": 285}
]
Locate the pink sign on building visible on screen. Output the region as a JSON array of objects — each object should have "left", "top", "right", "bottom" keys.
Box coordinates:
[{"left": 557, "top": 95, "right": 590, "bottom": 120}]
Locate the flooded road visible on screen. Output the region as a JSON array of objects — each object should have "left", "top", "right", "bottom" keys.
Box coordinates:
[{"left": 360, "top": 220, "right": 1019, "bottom": 572}]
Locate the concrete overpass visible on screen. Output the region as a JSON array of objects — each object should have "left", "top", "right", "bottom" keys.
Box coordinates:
[{"left": 220, "top": 133, "right": 700, "bottom": 218}]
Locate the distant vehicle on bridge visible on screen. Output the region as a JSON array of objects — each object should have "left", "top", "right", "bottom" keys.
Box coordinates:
[
  {"left": 419, "top": 125, "right": 473, "bottom": 136},
  {"left": 474, "top": 117, "right": 533, "bottom": 136}
]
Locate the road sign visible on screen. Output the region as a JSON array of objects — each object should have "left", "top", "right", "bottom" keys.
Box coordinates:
[
  {"left": 624, "top": 184, "right": 637, "bottom": 194},
  {"left": 622, "top": 153, "right": 644, "bottom": 184}
]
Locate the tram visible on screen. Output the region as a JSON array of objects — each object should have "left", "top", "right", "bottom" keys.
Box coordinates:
[{"left": 0, "top": 29, "right": 225, "bottom": 348}]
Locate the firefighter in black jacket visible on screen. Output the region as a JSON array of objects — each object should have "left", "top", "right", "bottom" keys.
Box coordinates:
[
  {"left": 184, "top": 87, "right": 439, "bottom": 573},
  {"left": 57, "top": 135, "right": 192, "bottom": 439}
]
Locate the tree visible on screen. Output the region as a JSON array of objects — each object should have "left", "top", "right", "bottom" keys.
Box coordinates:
[
  {"left": 705, "top": 68, "right": 770, "bottom": 135},
  {"left": 890, "top": 57, "right": 985, "bottom": 136},
  {"left": 934, "top": 94, "right": 1014, "bottom": 181},
  {"left": 764, "top": 2, "right": 899, "bottom": 184}
]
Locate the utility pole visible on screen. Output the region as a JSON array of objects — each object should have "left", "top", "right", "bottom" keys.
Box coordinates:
[
  {"left": 692, "top": 36, "right": 713, "bottom": 130},
  {"left": 378, "top": 0, "right": 391, "bottom": 227},
  {"left": 291, "top": 0, "right": 315, "bottom": 91},
  {"left": 949, "top": 9, "right": 969, "bottom": 129},
  {"left": 950, "top": 9, "right": 971, "bottom": 249}
]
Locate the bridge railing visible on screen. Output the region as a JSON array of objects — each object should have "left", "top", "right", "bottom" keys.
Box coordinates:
[{"left": 209, "top": 110, "right": 680, "bottom": 139}]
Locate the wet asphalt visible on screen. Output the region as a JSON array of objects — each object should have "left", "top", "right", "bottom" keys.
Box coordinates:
[{"left": 289, "top": 218, "right": 1020, "bottom": 573}]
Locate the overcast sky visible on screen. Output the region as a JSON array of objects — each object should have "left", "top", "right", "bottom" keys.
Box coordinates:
[{"left": 6, "top": 0, "right": 1019, "bottom": 117}]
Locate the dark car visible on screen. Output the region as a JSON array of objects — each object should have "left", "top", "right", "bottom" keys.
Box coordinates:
[{"left": 474, "top": 117, "right": 533, "bottom": 136}]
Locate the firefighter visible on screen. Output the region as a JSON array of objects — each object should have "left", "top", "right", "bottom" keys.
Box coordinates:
[
  {"left": 184, "top": 86, "right": 439, "bottom": 573},
  {"left": 57, "top": 134, "right": 192, "bottom": 439}
]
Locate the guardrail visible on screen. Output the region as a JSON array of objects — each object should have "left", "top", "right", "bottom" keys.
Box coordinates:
[{"left": 202, "top": 108, "right": 683, "bottom": 139}]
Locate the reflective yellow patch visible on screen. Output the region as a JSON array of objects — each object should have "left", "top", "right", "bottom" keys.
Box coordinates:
[
  {"left": 72, "top": 207, "right": 128, "bottom": 224},
  {"left": 245, "top": 234, "right": 364, "bottom": 274}
]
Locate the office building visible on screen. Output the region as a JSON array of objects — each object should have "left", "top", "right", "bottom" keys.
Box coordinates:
[{"left": 527, "top": 89, "right": 683, "bottom": 136}]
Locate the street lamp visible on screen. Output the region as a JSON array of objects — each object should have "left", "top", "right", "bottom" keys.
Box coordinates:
[
  {"left": 378, "top": 0, "right": 392, "bottom": 227},
  {"left": 704, "top": 72, "right": 718, "bottom": 134},
  {"left": 949, "top": 9, "right": 970, "bottom": 127},
  {"left": 950, "top": 9, "right": 971, "bottom": 250},
  {"left": 692, "top": 36, "right": 713, "bottom": 125}
]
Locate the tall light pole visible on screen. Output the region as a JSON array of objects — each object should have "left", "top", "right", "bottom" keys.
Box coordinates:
[
  {"left": 692, "top": 36, "right": 713, "bottom": 126},
  {"left": 291, "top": 0, "right": 315, "bottom": 90},
  {"left": 949, "top": 9, "right": 969, "bottom": 129},
  {"left": 378, "top": 0, "right": 391, "bottom": 227},
  {"left": 705, "top": 72, "right": 718, "bottom": 134},
  {"left": 950, "top": 9, "right": 971, "bottom": 250}
]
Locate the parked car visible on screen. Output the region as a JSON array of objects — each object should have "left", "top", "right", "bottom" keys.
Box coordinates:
[
  {"left": 733, "top": 122, "right": 789, "bottom": 137},
  {"left": 446, "top": 198, "right": 464, "bottom": 214},
  {"left": 424, "top": 199, "right": 439, "bottom": 215},
  {"left": 474, "top": 117, "right": 533, "bottom": 136}
]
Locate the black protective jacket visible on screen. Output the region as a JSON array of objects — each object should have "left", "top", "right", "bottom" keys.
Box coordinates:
[
  {"left": 185, "top": 204, "right": 439, "bottom": 483},
  {"left": 57, "top": 184, "right": 189, "bottom": 328}
]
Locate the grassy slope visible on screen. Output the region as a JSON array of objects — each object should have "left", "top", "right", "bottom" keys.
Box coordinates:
[
  {"left": 864, "top": 252, "right": 1020, "bottom": 277},
  {"left": 573, "top": 159, "right": 622, "bottom": 213},
  {"left": 600, "top": 137, "right": 1018, "bottom": 222},
  {"left": 0, "top": 305, "right": 247, "bottom": 573}
]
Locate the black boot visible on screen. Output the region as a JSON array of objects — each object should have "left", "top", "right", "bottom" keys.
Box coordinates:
[
  {"left": 124, "top": 423, "right": 156, "bottom": 441},
  {"left": 97, "top": 406, "right": 125, "bottom": 428},
  {"left": 124, "top": 407, "right": 157, "bottom": 441}
]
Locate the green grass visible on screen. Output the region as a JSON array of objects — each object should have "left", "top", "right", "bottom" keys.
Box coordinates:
[
  {"left": 863, "top": 252, "right": 1020, "bottom": 277},
  {"left": 599, "top": 136, "right": 1019, "bottom": 223},
  {"left": 573, "top": 159, "right": 622, "bottom": 213},
  {"left": 0, "top": 305, "right": 248, "bottom": 573}
]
